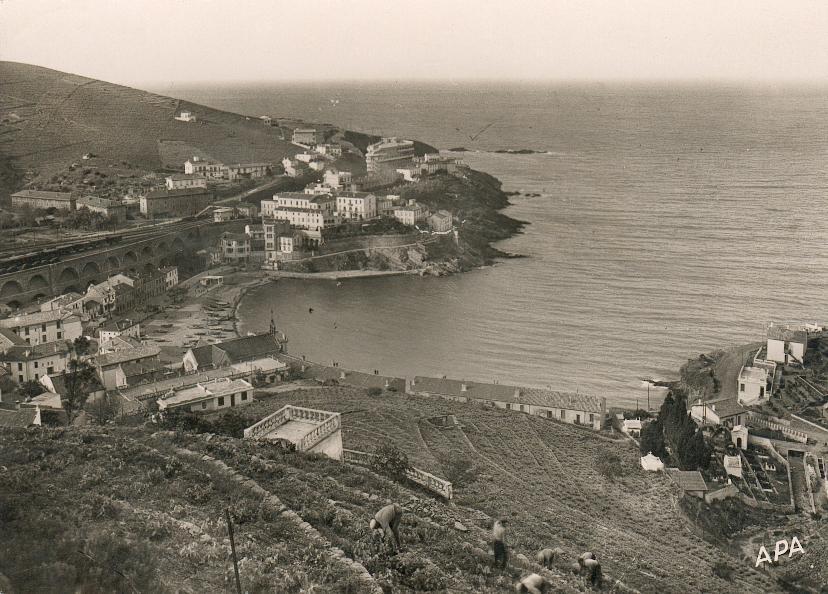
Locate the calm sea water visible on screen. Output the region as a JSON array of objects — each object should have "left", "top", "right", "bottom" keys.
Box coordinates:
[{"left": 153, "top": 82, "right": 828, "bottom": 407}]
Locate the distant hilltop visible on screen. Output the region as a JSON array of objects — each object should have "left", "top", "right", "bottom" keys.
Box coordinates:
[{"left": 0, "top": 61, "right": 435, "bottom": 201}]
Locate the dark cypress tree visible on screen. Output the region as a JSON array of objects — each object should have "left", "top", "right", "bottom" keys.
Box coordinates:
[{"left": 639, "top": 418, "right": 668, "bottom": 459}]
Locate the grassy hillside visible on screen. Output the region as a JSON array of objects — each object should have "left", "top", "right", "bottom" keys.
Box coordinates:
[{"left": 0, "top": 62, "right": 300, "bottom": 199}]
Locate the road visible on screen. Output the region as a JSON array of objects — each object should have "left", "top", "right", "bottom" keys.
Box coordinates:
[{"left": 712, "top": 342, "right": 763, "bottom": 400}]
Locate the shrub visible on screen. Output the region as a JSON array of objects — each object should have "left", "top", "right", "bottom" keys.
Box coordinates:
[
  {"left": 367, "top": 387, "right": 382, "bottom": 397},
  {"left": 370, "top": 444, "right": 411, "bottom": 482},
  {"left": 595, "top": 453, "right": 623, "bottom": 481},
  {"left": 712, "top": 560, "right": 734, "bottom": 581}
]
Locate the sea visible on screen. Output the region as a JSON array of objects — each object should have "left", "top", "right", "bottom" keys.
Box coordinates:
[{"left": 149, "top": 81, "right": 828, "bottom": 408}]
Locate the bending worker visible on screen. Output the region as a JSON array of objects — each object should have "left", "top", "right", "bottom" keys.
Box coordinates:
[
  {"left": 536, "top": 547, "right": 564, "bottom": 569},
  {"left": 515, "top": 573, "right": 551, "bottom": 594},
  {"left": 492, "top": 518, "right": 509, "bottom": 568},
  {"left": 369, "top": 503, "right": 403, "bottom": 550}
]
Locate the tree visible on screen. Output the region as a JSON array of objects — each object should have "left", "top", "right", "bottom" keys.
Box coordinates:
[
  {"left": 73, "top": 336, "right": 91, "bottom": 357},
  {"left": 88, "top": 392, "right": 121, "bottom": 426},
  {"left": 679, "top": 430, "right": 711, "bottom": 471},
  {"left": 18, "top": 380, "right": 44, "bottom": 400},
  {"left": 62, "top": 359, "right": 97, "bottom": 423},
  {"left": 639, "top": 418, "right": 667, "bottom": 459}
]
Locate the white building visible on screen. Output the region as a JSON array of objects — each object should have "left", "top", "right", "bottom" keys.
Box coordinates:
[
  {"left": 281, "top": 157, "right": 310, "bottom": 178},
  {"left": 219, "top": 233, "right": 251, "bottom": 263},
  {"left": 315, "top": 143, "right": 342, "bottom": 157},
  {"left": 640, "top": 453, "right": 665, "bottom": 472},
  {"left": 428, "top": 210, "right": 453, "bottom": 232},
  {"left": 393, "top": 201, "right": 427, "bottom": 226},
  {"left": 731, "top": 425, "right": 748, "bottom": 450},
  {"left": 323, "top": 169, "right": 352, "bottom": 189},
  {"left": 737, "top": 363, "right": 774, "bottom": 406},
  {"left": 261, "top": 194, "right": 336, "bottom": 233},
  {"left": 213, "top": 206, "right": 235, "bottom": 222},
  {"left": 767, "top": 325, "right": 807, "bottom": 365},
  {"left": 292, "top": 128, "right": 323, "bottom": 145},
  {"left": 158, "top": 378, "right": 254, "bottom": 413},
  {"left": 336, "top": 191, "right": 377, "bottom": 221},
  {"left": 175, "top": 110, "right": 196, "bottom": 122},
  {"left": 161, "top": 266, "right": 179, "bottom": 290},
  {"left": 295, "top": 152, "right": 326, "bottom": 171},
  {"left": 98, "top": 318, "right": 140, "bottom": 343},
  {"left": 184, "top": 157, "right": 224, "bottom": 178},
  {"left": 304, "top": 183, "right": 337, "bottom": 196},
  {"left": 165, "top": 174, "right": 207, "bottom": 190},
  {"left": 225, "top": 163, "right": 270, "bottom": 180},
  {"left": 689, "top": 397, "right": 747, "bottom": 428},
  {"left": 366, "top": 137, "right": 415, "bottom": 173},
  {"left": 622, "top": 418, "right": 642, "bottom": 437},
  {"left": 0, "top": 340, "right": 72, "bottom": 383},
  {"left": 0, "top": 310, "right": 82, "bottom": 346},
  {"left": 723, "top": 454, "right": 743, "bottom": 479}
]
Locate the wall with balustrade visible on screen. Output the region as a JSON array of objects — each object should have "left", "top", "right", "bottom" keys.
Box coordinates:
[{"left": 343, "top": 448, "right": 453, "bottom": 500}]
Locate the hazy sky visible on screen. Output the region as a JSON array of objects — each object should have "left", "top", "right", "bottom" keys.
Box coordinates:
[{"left": 2, "top": 0, "right": 828, "bottom": 84}]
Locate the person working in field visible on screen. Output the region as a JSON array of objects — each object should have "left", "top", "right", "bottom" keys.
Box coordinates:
[
  {"left": 492, "top": 518, "right": 509, "bottom": 568},
  {"left": 369, "top": 503, "right": 403, "bottom": 550},
  {"left": 536, "top": 547, "right": 563, "bottom": 569},
  {"left": 515, "top": 573, "right": 551, "bottom": 594}
]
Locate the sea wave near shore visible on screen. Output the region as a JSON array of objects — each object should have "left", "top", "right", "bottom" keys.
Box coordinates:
[{"left": 162, "top": 82, "right": 828, "bottom": 407}]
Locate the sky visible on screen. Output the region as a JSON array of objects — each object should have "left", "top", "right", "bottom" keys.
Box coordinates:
[{"left": 1, "top": 0, "right": 828, "bottom": 84}]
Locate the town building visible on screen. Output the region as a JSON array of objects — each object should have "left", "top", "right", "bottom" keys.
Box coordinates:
[
  {"left": 76, "top": 196, "right": 127, "bottom": 223},
  {"left": 40, "top": 371, "right": 106, "bottom": 405},
  {"left": 39, "top": 292, "right": 84, "bottom": 315},
  {"left": 83, "top": 274, "right": 136, "bottom": 318},
  {"left": 767, "top": 325, "right": 808, "bottom": 365},
  {"left": 622, "top": 418, "right": 642, "bottom": 437},
  {"left": 158, "top": 377, "right": 254, "bottom": 413},
  {"left": 140, "top": 187, "right": 212, "bottom": 219},
  {"left": 366, "top": 137, "right": 415, "bottom": 173},
  {"left": 690, "top": 397, "right": 747, "bottom": 428},
  {"left": 97, "top": 335, "right": 143, "bottom": 355},
  {"left": 732, "top": 425, "right": 749, "bottom": 449},
  {"left": 292, "top": 128, "right": 323, "bottom": 145},
  {"left": 336, "top": 191, "right": 377, "bottom": 221},
  {"left": 377, "top": 195, "right": 400, "bottom": 217},
  {"left": 315, "top": 143, "right": 342, "bottom": 157},
  {"left": 666, "top": 469, "right": 709, "bottom": 498},
  {"left": 237, "top": 204, "right": 258, "bottom": 218},
  {"left": 219, "top": 233, "right": 251, "bottom": 264},
  {"left": 260, "top": 115, "right": 273, "bottom": 126},
  {"left": 737, "top": 362, "right": 775, "bottom": 406},
  {"left": 244, "top": 224, "right": 266, "bottom": 261},
  {"left": 304, "top": 183, "right": 337, "bottom": 196},
  {"left": 184, "top": 157, "right": 225, "bottom": 178},
  {"left": 175, "top": 110, "right": 196, "bottom": 122},
  {"left": 225, "top": 163, "right": 271, "bottom": 180},
  {"left": 428, "top": 210, "right": 453, "bottom": 232},
  {"left": 213, "top": 206, "right": 235, "bottom": 222},
  {"left": 393, "top": 201, "right": 427, "bottom": 226},
  {"left": 406, "top": 377, "right": 607, "bottom": 430},
  {"left": 0, "top": 340, "right": 72, "bottom": 383},
  {"left": 183, "top": 333, "right": 286, "bottom": 373},
  {"left": 165, "top": 174, "right": 207, "bottom": 190},
  {"left": 261, "top": 193, "right": 336, "bottom": 233},
  {"left": 295, "top": 152, "right": 326, "bottom": 171},
  {"left": 323, "top": 169, "right": 353, "bottom": 189},
  {"left": 89, "top": 345, "right": 161, "bottom": 390},
  {"left": 0, "top": 310, "right": 82, "bottom": 346},
  {"left": 414, "top": 153, "right": 464, "bottom": 175},
  {"left": 161, "top": 266, "right": 179, "bottom": 291},
  {"left": 10, "top": 190, "right": 76, "bottom": 211},
  {"left": 266, "top": 231, "right": 305, "bottom": 262},
  {"left": 262, "top": 219, "right": 292, "bottom": 252},
  {"left": 98, "top": 318, "right": 140, "bottom": 343},
  {"left": 281, "top": 157, "right": 311, "bottom": 178}
]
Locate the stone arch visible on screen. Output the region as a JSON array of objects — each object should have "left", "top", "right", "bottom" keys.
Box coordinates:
[
  {"left": 0, "top": 280, "right": 24, "bottom": 299},
  {"left": 143, "top": 262, "right": 155, "bottom": 273},
  {"left": 123, "top": 251, "right": 138, "bottom": 265},
  {"left": 141, "top": 245, "right": 154, "bottom": 258},
  {"left": 159, "top": 256, "right": 174, "bottom": 267},
  {"left": 62, "top": 285, "right": 81, "bottom": 295},
  {"left": 736, "top": 437, "right": 742, "bottom": 449},
  {"left": 81, "top": 261, "right": 101, "bottom": 277},
  {"left": 157, "top": 241, "right": 169, "bottom": 254},
  {"left": 5, "top": 299, "right": 21, "bottom": 310},
  {"left": 28, "top": 273, "right": 49, "bottom": 291},
  {"left": 172, "top": 237, "right": 185, "bottom": 251},
  {"left": 106, "top": 255, "right": 120, "bottom": 270},
  {"left": 58, "top": 266, "right": 79, "bottom": 284}
]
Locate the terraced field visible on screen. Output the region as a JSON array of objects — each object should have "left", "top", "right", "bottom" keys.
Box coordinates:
[{"left": 244, "top": 387, "right": 786, "bottom": 593}]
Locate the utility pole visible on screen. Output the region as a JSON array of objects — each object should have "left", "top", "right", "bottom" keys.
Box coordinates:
[
  {"left": 225, "top": 508, "right": 242, "bottom": 594},
  {"left": 647, "top": 382, "right": 650, "bottom": 412}
]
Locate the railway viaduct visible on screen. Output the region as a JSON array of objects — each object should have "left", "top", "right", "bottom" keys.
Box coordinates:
[{"left": 0, "top": 220, "right": 247, "bottom": 307}]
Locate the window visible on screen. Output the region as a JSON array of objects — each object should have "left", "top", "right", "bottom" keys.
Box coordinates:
[
  {"left": 47, "top": 366, "right": 54, "bottom": 374},
  {"left": 519, "top": 404, "right": 525, "bottom": 412},
  {"left": 576, "top": 414, "right": 581, "bottom": 424},
  {"left": 590, "top": 414, "right": 595, "bottom": 423},
  {"left": 560, "top": 410, "right": 566, "bottom": 420},
  {"left": 739, "top": 383, "right": 745, "bottom": 392},
  {"left": 24, "top": 327, "right": 29, "bottom": 336},
  {"left": 17, "top": 363, "right": 23, "bottom": 371},
  {"left": 18, "top": 375, "right": 23, "bottom": 382},
  {"left": 34, "top": 373, "right": 38, "bottom": 380},
  {"left": 547, "top": 410, "right": 553, "bottom": 419},
  {"left": 33, "top": 361, "right": 38, "bottom": 369},
  {"left": 202, "top": 402, "right": 207, "bottom": 409},
  {"left": 57, "top": 320, "right": 62, "bottom": 329},
  {"left": 218, "top": 397, "right": 225, "bottom": 406},
  {"left": 241, "top": 392, "right": 248, "bottom": 401},
  {"left": 41, "top": 324, "right": 46, "bottom": 332},
  {"left": 57, "top": 332, "right": 62, "bottom": 339},
  {"left": 759, "top": 387, "right": 765, "bottom": 398}
]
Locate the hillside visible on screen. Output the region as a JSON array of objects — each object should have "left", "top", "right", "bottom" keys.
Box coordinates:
[
  {"left": 2, "top": 385, "right": 794, "bottom": 593},
  {"left": 0, "top": 62, "right": 300, "bottom": 199}
]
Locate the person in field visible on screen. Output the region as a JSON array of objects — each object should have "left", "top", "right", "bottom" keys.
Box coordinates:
[
  {"left": 369, "top": 503, "right": 403, "bottom": 550},
  {"left": 515, "top": 573, "right": 551, "bottom": 594},
  {"left": 492, "top": 518, "right": 509, "bottom": 568},
  {"left": 582, "top": 558, "right": 603, "bottom": 589}
]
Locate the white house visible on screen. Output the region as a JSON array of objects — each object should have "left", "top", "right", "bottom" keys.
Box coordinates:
[
  {"left": 690, "top": 397, "right": 747, "bottom": 428},
  {"left": 0, "top": 340, "right": 72, "bottom": 383},
  {"left": 166, "top": 174, "right": 207, "bottom": 190},
  {"left": 393, "top": 201, "right": 427, "bottom": 226},
  {"left": 213, "top": 206, "right": 235, "bottom": 222},
  {"left": 737, "top": 365, "right": 772, "bottom": 406},
  {"left": 767, "top": 325, "right": 807, "bottom": 365},
  {"left": 98, "top": 318, "right": 140, "bottom": 343},
  {"left": 336, "top": 191, "right": 377, "bottom": 221},
  {"left": 175, "top": 110, "right": 196, "bottom": 122},
  {"left": 158, "top": 377, "right": 254, "bottom": 413},
  {"left": 428, "top": 210, "right": 453, "bottom": 232},
  {"left": 323, "top": 169, "right": 352, "bottom": 189},
  {"left": 622, "top": 418, "right": 642, "bottom": 437},
  {"left": 640, "top": 452, "right": 665, "bottom": 472},
  {"left": 0, "top": 310, "right": 82, "bottom": 346}
]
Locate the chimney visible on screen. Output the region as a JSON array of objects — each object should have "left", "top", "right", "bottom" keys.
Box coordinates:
[
  {"left": 460, "top": 383, "right": 468, "bottom": 392},
  {"left": 15, "top": 400, "right": 21, "bottom": 410},
  {"left": 384, "top": 379, "right": 389, "bottom": 388}
]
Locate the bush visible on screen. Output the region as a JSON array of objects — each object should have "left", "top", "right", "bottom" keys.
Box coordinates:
[
  {"left": 367, "top": 387, "right": 382, "bottom": 397},
  {"left": 370, "top": 444, "right": 411, "bottom": 482},
  {"left": 712, "top": 560, "right": 734, "bottom": 581},
  {"left": 595, "top": 453, "right": 623, "bottom": 481}
]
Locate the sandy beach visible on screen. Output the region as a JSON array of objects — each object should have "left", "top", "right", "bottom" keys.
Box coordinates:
[{"left": 140, "top": 272, "right": 273, "bottom": 365}]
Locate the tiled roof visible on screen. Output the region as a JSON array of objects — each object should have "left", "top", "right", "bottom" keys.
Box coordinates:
[
  {"left": 707, "top": 398, "right": 747, "bottom": 418},
  {"left": 520, "top": 388, "right": 605, "bottom": 414},
  {"left": 45, "top": 371, "right": 104, "bottom": 395},
  {"left": 0, "top": 341, "right": 72, "bottom": 361},
  {"left": 160, "top": 378, "right": 252, "bottom": 407},
  {"left": 0, "top": 327, "right": 26, "bottom": 346},
  {"left": 304, "top": 365, "right": 406, "bottom": 391},
  {"left": 146, "top": 187, "right": 210, "bottom": 199},
  {"left": 91, "top": 345, "right": 160, "bottom": 368},
  {"left": 118, "top": 367, "right": 236, "bottom": 400},
  {"left": 666, "top": 469, "right": 708, "bottom": 492},
  {"left": 0, "top": 407, "right": 40, "bottom": 428},
  {"left": 213, "top": 334, "right": 283, "bottom": 364},
  {"left": 11, "top": 190, "right": 73, "bottom": 201},
  {"left": 0, "top": 310, "right": 78, "bottom": 328},
  {"left": 411, "top": 377, "right": 518, "bottom": 402},
  {"left": 121, "top": 359, "right": 165, "bottom": 378}
]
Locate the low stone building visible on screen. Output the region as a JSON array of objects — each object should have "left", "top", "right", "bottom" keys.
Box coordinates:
[
  {"left": 140, "top": 187, "right": 212, "bottom": 219},
  {"left": 0, "top": 340, "right": 72, "bottom": 383},
  {"left": 158, "top": 377, "right": 254, "bottom": 413},
  {"left": 77, "top": 196, "right": 127, "bottom": 223},
  {"left": 11, "top": 190, "right": 75, "bottom": 211}
]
